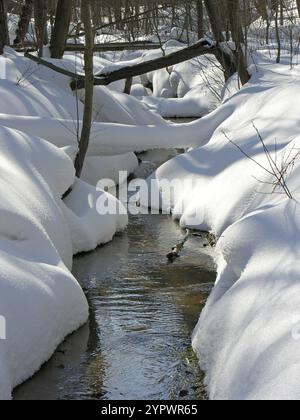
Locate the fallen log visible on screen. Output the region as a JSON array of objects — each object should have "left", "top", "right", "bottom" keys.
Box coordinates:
[
  {"left": 64, "top": 42, "right": 163, "bottom": 52},
  {"left": 24, "top": 39, "right": 235, "bottom": 92},
  {"left": 24, "top": 51, "right": 86, "bottom": 80},
  {"left": 71, "top": 39, "right": 233, "bottom": 90}
]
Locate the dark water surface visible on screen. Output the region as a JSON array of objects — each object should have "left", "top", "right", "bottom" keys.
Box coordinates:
[{"left": 14, "top": 212, "right": 215, "bottom": 400}]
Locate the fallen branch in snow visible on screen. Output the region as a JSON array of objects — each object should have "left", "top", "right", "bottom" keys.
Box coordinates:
[
  {"left": 17, "top": 41, "right": 162, "bottom": 53},
  {"left": 24, "top": 40, "right": 234, "bottom": 92},
  {"left": 64, "top": 42, "right": 163, "bottom": 52},
  {"left": 70, "top": 39, "right": 234, "bottom": 90},
  {"left": 24, "top": 52, "right": 86, "bottom": 80}
]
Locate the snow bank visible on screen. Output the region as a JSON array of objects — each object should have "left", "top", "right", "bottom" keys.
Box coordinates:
[
  {"left": 0, "top": 125, "right": 128, "bottom": 399},
  {"left": 0, "top": 127, "right": 127, "bottom": 399},
  {"left": 97, "top": 43, "right": 224, "bottom": 111},
  {"left": 171, "top": 56, "right": 223, "bottom": 99},
  {"left": 78, "top": 86, "right": 166, "bottom": 125},
  {"left": 0, "top": 51, "right": 141, "bottom": 182},
  {"left": 130, "top": 84, "right": 152, "bottom": 97},
  {"left": 0, "top": 113, "right": 213, "bottom": 155},
  {"left": 82, "top": 153, "right": 139, "bottom": 186},
  {"left": 141, "top": 90, "right": 216, "bottom": 118},
  {"left": 0, "top": 49, "right": 138, "bottom": 399},
  {"left": 135, "top": 53, "right": 224, "bottom": 117},
  {"left": 0, "top": 77, "right": 81, "bottom": 120},
  {"left": 147, "top": 55, "right": 300, "bottom": 400},
  {"left": 0, "top": 51, "right": 83, "bottom": 120},
  {"left": 63, "top": 179, "right": 128, "bottom": 255},
  {"left": 0, "top": 127, "right": 88, "bottom": 399}
]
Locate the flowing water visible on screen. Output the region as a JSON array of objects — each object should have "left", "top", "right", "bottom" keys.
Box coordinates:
[{"left": 14, "top": 121, "right": 216, "bottom": 401}]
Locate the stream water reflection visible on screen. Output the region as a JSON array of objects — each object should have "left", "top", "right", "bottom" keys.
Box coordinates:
[
  {"left": 14, "top": 120, "right": 216, "bottom": 401},
  {"left": 14, "top": 212, "right": 215, "bottom": 400}
]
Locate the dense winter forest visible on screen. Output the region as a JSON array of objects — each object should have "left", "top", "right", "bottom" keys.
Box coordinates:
[{"left": 1, "top": 0, "right": 300, "bottom": 402}]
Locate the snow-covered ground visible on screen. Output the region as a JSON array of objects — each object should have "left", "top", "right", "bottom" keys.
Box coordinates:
[
  {"left": 96, "top": 43, "right": 224, "bottom": 117},
  {"left": 144, "top": 51, "right": 300, "bottom": 400},
  {"left": 0, "top": 42, "right": 221, "bottom": 399},
  {"left": 3, "top": 9, "right": 300, "bottom": 399},
  {"left": 0, "top": 48, "right": 129, "bottom": 399}
]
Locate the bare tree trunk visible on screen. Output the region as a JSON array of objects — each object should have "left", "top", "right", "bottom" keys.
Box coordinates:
[
  {"left": 14, "top": 0, "right": 34, "bottom": 45},
  {"left": 203, "top": 0, "right": 238, "bottom": 80},
  {"left": 255, "top": 0, "right": 270, "bottom": 43},
  {"left": 274, "top": 0, "right": 281, "bottom": 63},
  {"left": 297, "top": 0, "right": 300, "bottom": 18},
  {"left": 50, "top": 0, "right": 73, "bottom": 59},
  {"left": 280, "top": 0, "right": 284, "bottom": 26},
  {"left": 196, "top": 0, "right": 204, "bottom": 39},
  {"left": 0, "top": 0, "right": 8, "bottom": 54},
  {"left": 203, "top": 0, "right": 225, "bottom": 43},
  {"left": 184, "top": 2, "right": 191, "bottom": 45},
  {"left": 74, "top": 0, "right": 94, "bottom": 179},
  {"left": 124, "top": 77, "right": 133, "bottom": 95},
  {"left": 226, "top": 0, "right": 250, "bottom": 85},
  {"left": 34, "top": 0, "right": 47, "bottom": 57}
]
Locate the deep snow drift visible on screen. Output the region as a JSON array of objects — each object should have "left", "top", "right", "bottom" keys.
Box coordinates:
[{"left": 146, "top": 53, "right": 300, "bottom": 400}]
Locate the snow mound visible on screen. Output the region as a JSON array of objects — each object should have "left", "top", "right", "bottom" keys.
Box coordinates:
[
  {"left": 0, "top": 113, "right": 207, "bottom": 156},
  {"left": 63, "top": 179, "right": 128, "bottom": 255},
  {"left": 81, "top": 153, "right": 139, "bottom": 187},
  {"left": 78, "top": 86, "right": 166, "bottom": 125},
  {"left": 141, "top": 87, "right": 217, "bottom": 118},
  {"left": 1, "top": 51, "right": 84, "bottom": 120},
  {"left": 0, "top": 125, "right": 128, "bottom": 399},
  {"left": 0, "top": 126, "right": 88, "bottom": 399},
  {"left": 146, "top": 55, "right": 300, "bottom": 400}
]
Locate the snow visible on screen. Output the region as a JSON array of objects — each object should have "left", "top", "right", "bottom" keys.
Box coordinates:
[
  {"left": 0, "top": 42, "right": 222, "bottom": 399},
  {"left": 144, "top": 53, "right": 300, "bottom": 400},
  {"left": 0, "top": 49, "right": 224, "bottom": 155},
  {"left": 0, "top": 49, "right": 135, "bottom": 399},
  {"left": 0, "top": 125, "right": 128, "bottom": 400},
  {"left": 63, "top": 179, "right": 128, "bottom": 255},
  {"left": 3, "top": 9, "right": 300, "bottom": 400},
  {"left": 0, "top": 126, "right": 88, "bottom": 399},
  {"left": 84, "top": 42, "right": 224, "bottom": 117},
  {"left": 78, "top": 85, "right": 167, "bottom": 125},
  {"left": 81, "top": 153, "right": 139, "bottom": 187},
  {"left": 141, "top": 90, "right": 216, "bottom": 118},
  {"left": 135, "top": 52, "right": 224, "bottom": 117},
  {"left": 1, "top": 49, "right": 84, "bottom": 120}
]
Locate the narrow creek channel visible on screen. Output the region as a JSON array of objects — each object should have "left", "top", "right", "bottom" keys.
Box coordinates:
[{"left": 14, "top": 122, "right": 216, "bottom": 401}]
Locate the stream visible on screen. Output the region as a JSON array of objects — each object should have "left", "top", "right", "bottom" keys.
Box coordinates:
[{"left": 14, "top": 122, "right": 216, "bottom": 401}]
